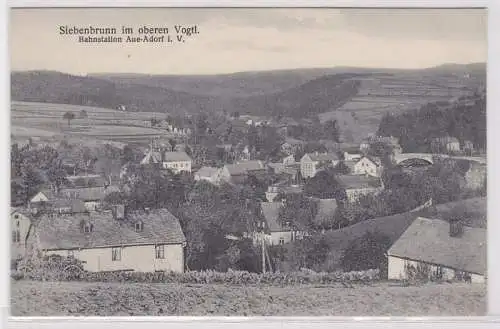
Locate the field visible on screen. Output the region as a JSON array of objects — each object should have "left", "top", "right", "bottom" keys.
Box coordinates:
[
  {"left": 11, "top": 101, "right": 172, "bottom": 145},
  {"left": 10, "top": 280, "right": 485, "bottom": 316}
]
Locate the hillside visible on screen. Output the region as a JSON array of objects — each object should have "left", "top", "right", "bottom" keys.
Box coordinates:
[
  {"left": 11, "top": 71, "right": 216, "bottom": 116},
  {"left": 320, "top": 197, "right": 486, "bottom": 270},
  {"left": 11, "top": 64, "right": 486, "bottom": 143}
]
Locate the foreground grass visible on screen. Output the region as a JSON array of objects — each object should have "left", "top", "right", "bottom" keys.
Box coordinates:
[{"left": 11, "top": 280, "right": 486, "bottom": 316}]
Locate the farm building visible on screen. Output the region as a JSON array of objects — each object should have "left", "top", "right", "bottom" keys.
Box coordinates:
[
  {"left": 353, "top": 156, "right": 382, "bottom": 177},
  {"left": 387, "top": 217, "right": 486, "bottom": 283},
  {"left": 344, "top": 151, "right": 362, "bottom": 161},
  {"left": 220, "top": 160, "right": 266, "bottom": 184},
  {"left": 257, "top": 202, "right": 305, "bottom": 246},
  {"left": 194, "top": 166, "right": 221, "bottom": 185},
  {"left": 300, "top": 152, "right": 340, "bottom": 178},
  {"left": 336, "top": 174, "right": 383, "bottom": 202},
  {"left": 162, "top": 151, "right": 192, "bottom": 174},
  {"left": 30, "top": 206, "right": 186, "bottom": 273},
  {"left": 60, "top": 185, "right": 120, "bottom": 211}
]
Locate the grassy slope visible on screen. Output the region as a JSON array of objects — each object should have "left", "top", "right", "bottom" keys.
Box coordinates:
[
  {"left": 320, "top": 197, "right": 486, "bottom": 270},
  {"left": 10, "top": 280, "right": 486, "bottom": 316}
]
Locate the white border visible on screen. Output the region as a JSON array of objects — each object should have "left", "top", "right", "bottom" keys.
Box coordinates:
[{"left": 2, "top": 1, "right": 499, "bottom": 328}]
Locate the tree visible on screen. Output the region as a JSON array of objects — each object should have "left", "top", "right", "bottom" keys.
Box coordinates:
[
  {"left": 63, "top": 111, "right": 76, "bottom": 127},
  {"left": 79, "top": 109, "right": 88, "bottom": 119},
  {"left": 341, "top": 231, "right": 392, "bottom": 276},
  {"left": 303, "top": 170, "right": 344, "bottom": 199},
  {"left": 278, "top": 193, "right": 319, "bottom": 232},
  {"left": 323, "top": 119, "right": 340, "bottom": 142}
]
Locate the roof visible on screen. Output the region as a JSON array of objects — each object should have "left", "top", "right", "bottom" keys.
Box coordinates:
[
  {"left": 65, "top": 175, "right": 108, "bottom": 188},
  {"left": 60, "top": 185, "right": 120, "bottom": 202},
  {"left": 261, "top": 202, "right": 286, "bottom": 232},
  {"left": 35, "top": 208, "right": 186, "bottom": 250},
  {"left": 357, "top": 156, "right": 382, "bottom": 167},
  {"left": 344, "top": 160, "right": 357, "bottom": 172},
  {"left": 225, "top": 160, "right": 264, "bottom": 176},
  {"left": 388, "top": 217, "right": 486, "bottom": 275},
  {"left": 336, "top": 175, "right": 382, "bottom": 189},
  {"left": 140, "top": 151, "right": 162, "bottom": 165},
  {"left": 163, "top": 151, "right": 191, "bottom": 162},
  {"left": 195, "top": 166, "right": 219, "bottom": 178},
  {"left": 306, "top": 152, "right": 339, "bottom": 162},
  {"left": 31, "top": 189, "right": 57, "bottom": 201}
]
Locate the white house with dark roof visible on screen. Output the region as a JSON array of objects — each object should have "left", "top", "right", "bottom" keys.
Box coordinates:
[
  {"left": 220, "top": 160, "right": 265, "bottom": 184},
  {"left": 31, "top": 206, "right": 186, "bottom": 273},
  {"left": 387, "top": 217, "right": 486, "bottom": 283},
  {"left": 162, "top": 151, "right": 192, "bottom": 174},
  {"left": 194, "top": 166, "right": 221, "bottom": 185},
  {"left": 353, "top": 156, "right": 382, "bottom": 177},
  {"left": 300, "top": 152, "right": 340, "bottom": 178}
]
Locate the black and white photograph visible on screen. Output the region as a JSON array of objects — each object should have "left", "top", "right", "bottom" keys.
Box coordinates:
[{"left": 8, "top": 7, "right": 487, "bottom": 316}]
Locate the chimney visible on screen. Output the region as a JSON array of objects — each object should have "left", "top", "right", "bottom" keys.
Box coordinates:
[
  {"left": 112, "top": 204, "right": 125, "bottom": 220},
  {"left": 449, "top": 220, "right": 464, "bottom": 237}
]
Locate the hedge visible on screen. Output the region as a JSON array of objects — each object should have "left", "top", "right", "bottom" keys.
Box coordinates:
[{"left": 12, "top": 254, "right": 380, "bottom": 285}]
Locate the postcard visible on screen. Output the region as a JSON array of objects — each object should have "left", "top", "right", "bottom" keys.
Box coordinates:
[{"left": 9, "top": 7, "right": 487, "bottom": 317}]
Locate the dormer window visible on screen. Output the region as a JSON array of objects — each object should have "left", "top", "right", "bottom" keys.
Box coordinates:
[{"left": 135, "top": 221, "right": 144, "bottom": 232}]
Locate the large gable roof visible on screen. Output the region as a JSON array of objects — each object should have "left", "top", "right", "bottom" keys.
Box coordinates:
[
  {"left": 35, "top": 208, "right": 186, "bottom": 250},
  {"left": 388, "top": 217, "right": 486, "bottom": 275}
]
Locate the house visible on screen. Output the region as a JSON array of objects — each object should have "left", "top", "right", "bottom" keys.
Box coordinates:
[
  {"left": 30, "top": 189, "right": 57, "bottom": 204},
  {"left": 194, "top": 166, "right": 221, "bottom": 185},
  {"left": 31, "top": 206, "right": 186, "bottom": 273},
  {"left": 463, "top": 140, "right": 474, "bottom": 155},
  {"left": 162, "top": 151, "right": 192, "bottom": 174},
  {"left": 265, "top": 184, "right": 302, "bottom": 202},
  {"left": 282, "top": 155, "right": 296, "bottom": 166},
  {"left": 300, "top": 152, "right": 340, "bottom": 178},
  {"left": 387, "top": 217, "right": 486, "bottom": 283},
  {"left": 281, "top": 138, "right": 305, "bottom": 156},
  {"left": 344, "top": 151, "right": 362, "bottom": 161},
  {"left": 336, "top": 174, "right": 383, "bottom": 202},
  {"left": 11, "top": 207, "right": 34, "bottom": 261},
  {"left": 353, "top": 156, "right": 382, "bottom": 177},
  {"left": 220, "top": 160, "right": 266, "bottom": 184},
  {"left": 431, "top": 136, "right": 461, "bottom": 153},
  {"left": 258, "top": 202, "right": 304, "bottom": 246},
  {"left": 60, "top": 185, "right": 121, "bottom": 211},
  {"left": 464, "top": 162, "right": 487, "bottom": 190}
]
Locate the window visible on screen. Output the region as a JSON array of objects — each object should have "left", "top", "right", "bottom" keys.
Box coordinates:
[
  {"left": 112, "top": 247, "right": 121, "bottom": 261},
  {"left": 84, "top": 224, "right": 94, "bottom": 233},
  {"left": 135, "top": 221, "right": 144, "bottom": 232},
  {"left": 16, "top": 221, "right": 20, "bottom": 227},
  {"left": 14, "top": 214, "right": 19, "bottom": 219},
  {"left": 12, "top": 230, "right": 20, "bottom": 243},
  {"left": 155, "top": 245, "right": 165, "bottom": 259},
  {"left": 279, "top": 237, "right": 285, "bottom": 245}
]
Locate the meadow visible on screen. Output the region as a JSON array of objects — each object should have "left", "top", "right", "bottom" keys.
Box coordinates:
[
  {"left": 10, "top": 280, "right": 486, "bottom": 316},
  {"left": 11, "top": 101, "right": 172, "bottom": 145}
]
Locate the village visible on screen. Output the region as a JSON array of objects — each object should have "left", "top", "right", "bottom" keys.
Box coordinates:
[{"left": 10, "top": 99, "right": 487, "bottom": 284}]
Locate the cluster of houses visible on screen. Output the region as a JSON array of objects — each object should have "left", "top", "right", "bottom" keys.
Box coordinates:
[{"left": 10, "top": 132, "right": 486, "bottom": 283}]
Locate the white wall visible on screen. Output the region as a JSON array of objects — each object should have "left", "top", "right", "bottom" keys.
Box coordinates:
[
  {"left": 11, "top": 212, "right": 32, "bottom": 260},
  {"left": 270, "top": 231, "right": 293, "bottom": 246},
  {"left": 46, "top": 244, "right": 184, "bottom": 273},
  {"left": 388, "top": 255, "right": 485, "bottom": 283},
  {"left": 163, "top": 161, "right": 192, "bottom": 173}
]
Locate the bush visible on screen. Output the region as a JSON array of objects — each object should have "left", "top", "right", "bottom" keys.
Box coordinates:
[{"left": 13, "top": 258, "right": 380, "bottom": 285}]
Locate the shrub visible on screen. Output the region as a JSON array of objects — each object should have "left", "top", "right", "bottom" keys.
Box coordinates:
[{"left": 13, "top": 258, "right": 380, "bottom": 285}]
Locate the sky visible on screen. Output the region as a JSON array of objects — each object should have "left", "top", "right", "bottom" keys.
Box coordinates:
[{"left": 9, "top": 8, "right": 488, "bottom": 75}]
